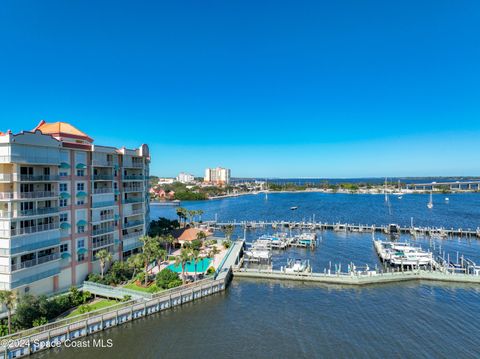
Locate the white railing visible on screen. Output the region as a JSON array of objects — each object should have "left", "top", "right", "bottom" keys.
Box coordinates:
[
  {"left": 11, "top": 253, "right": 60, "bottom": 271},
  {"left": 19, "top": 191, "right": 58, "bottom": 199},
  {"left": 0, "top": 155, "right": 60, "bottom": 165},
  {"left": 0, "top": 174, "right": 12, "bottom": 182},
  {"left": 11, "top": 222, "right": 60, "bottom": 236},
  {"left": 93, "top": 188, "right": 113, "bottom": 194},
  {"left": 122, "top": 231, "right": 142, "bottom": 240}
]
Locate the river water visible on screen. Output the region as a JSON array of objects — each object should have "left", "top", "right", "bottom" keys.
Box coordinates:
[{"left": 38, "top": 193, "right": 480, "bottom": 358}]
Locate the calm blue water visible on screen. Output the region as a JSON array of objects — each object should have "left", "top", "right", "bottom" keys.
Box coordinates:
[{"left": 40, "top": 193, "right": 480, "bottom": 359}]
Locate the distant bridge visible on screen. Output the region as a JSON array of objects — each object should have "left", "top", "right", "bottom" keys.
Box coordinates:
[{"left": 406, "top": 181, "right": 480, "bottom": 191}]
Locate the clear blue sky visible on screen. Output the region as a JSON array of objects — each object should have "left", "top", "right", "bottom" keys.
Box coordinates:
[{"left": 1, "top": 0, "right": 479, "bottom": 178}]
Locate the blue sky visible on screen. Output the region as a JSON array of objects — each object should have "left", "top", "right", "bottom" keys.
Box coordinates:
[{"left": 1, "top": 0, "right": 479, "bottom": 178}]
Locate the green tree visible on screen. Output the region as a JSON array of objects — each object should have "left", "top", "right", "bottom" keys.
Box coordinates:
[
  {"left": 156, "top": 248, "right": 168, "bottom": 268},
  {"left": 96, "top": 249, "right": 113, "bottom": 279},
  {"left": 176, "top": 207, "right": 187, "bottom": 227},
  {"left": 163, "top": 234, "right": 176, "bottom": 254},
  {"left": 0, "top": 290, "right": 16, "bottom": 334},
  {"left": 156, "top": 268, "right": 182, "bottom": 289},
  {"left": 191, "top": 250, "right": 200, "bottom": 281},
  {"left": 127, "top": 253, "right": 144, "bottom": 280},
  {"left": 175, "top": 248, "right": 192, "bottom": 284},
  {"left": 140, "top": 236, "right": 160, "bottom": 286},
  {"left": 221, "top": 225, "right": 235, "bottom": 241}
]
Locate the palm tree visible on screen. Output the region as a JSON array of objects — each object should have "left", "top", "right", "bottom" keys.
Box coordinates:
[
  {"left": 221, "top": 224, "right": 235, "bottom": 241},
  {"left": 191, "top": 250, "right": 200, "bottom": 281},
  {"left": 175, "top": 248, "right": 192, "bottom": 284},
  {"left": 96, "top": 249, "right": 112, "bottom": 279},
  {"left": 140, "top": 236, "right": 159, "bottom": 286},
  {"left": 176, "top": 207, "right": 187, "bottom": 227},
  {"left": 156, "top": 248, "right": 168, "bottom": 269},
  {"left": 0, "top": 290, "right": 16, "bottom": 334},
  {"left": 163, "top": 234, "right": 176, "bottom": 254},
  {"left": 197, "top": 210, "right": 204, "bottom": 222},
  {"left": 208, "top": 246, "right": 220, "bottom": 260},
  {"left": 127, "top": 254, "right": 144, "bottom": 280}
]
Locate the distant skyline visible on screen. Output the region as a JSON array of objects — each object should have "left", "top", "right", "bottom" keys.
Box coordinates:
[{"left": 1, "top": 1, "right": 479, "bottom": 178}]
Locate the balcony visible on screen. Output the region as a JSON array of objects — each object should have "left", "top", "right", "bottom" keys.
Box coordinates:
[
  {"left": 93, "top": 188, "right": 113, "bottom": 195},
  {"left": 122, "top": 197, "right": 143, "bottom": 204},
  {"left": 123, "top": 220, "right": 144, "bottom": 229},
  {"left": 122, "top": 231, "right": 141, "bottom": 240},
  {"left": 123, "top": 162, "right": 143, "bottom": 169},
  {"left": 92, "top": 175, "right": 113, "bottom": 181},
  {"left": 11, "top": 253, "right": 60, "bottom": 271},
  {"left": 0, "top": 174, "right": 12, "bottom": 182},
  {"left": 122, "top": 175, "right": 144, "bottom": 181},
  {"left": 0, "top": 207, "right": 59, "bottom": 219},
  {"left": 19, "top": 191, "right": 58, "bottom": 199},
  {"left": 0, "top": 155, "right": 60, "bottom": 165},
  {"left": 11, "top": 222, "right": 60, "bottom": 237},
  {"left": 18, "top": 175, "right": 60, "bottom": 182},
  {"left": 123, "top": 186, "right": 143, "bottom": 193},
  {"left": 92, "top": 237, "right": 115, "bottom": 249},
  {"left": 92, "top": 201, "right": 116, "bottom": 208},
  {"left": 92, "top": 226, "right": 115, "bottom": 236},
  {"left": 92, "top": 159, "right": 114, "bottom": 167},
  {"left": 124, "top": 208, "right": 144, "bottom": 217}
]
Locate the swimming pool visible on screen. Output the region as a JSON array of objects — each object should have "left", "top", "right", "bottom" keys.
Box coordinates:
[{"left": 167, "top": 258, "right": 212, "bottom": 273}]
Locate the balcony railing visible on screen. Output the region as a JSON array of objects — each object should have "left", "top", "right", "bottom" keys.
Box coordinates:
[
  {"left": 93, "top": 188, "right": 113, "bottom": 194},
  {"left": 0, "top": 155, "right": 60, "bottom": 165},
  {"left": 92, "top": 238, "right": 115, "bottom": 249},
  {"left": 123, "top": 162, "right": 143, "bottom": 169},
  {"left": 123, "top": 186, "right": 143, "bottom": 193},
  {"left": 123, "top": 220, "right": 144, "bottom": 228},
  {"left": 11, "top": 222, "right": 60, "bottom": 236},
  {"left": 19, "top": 191, "right": 58, "bottom": 199},
  {"left": 0, "top": 207, "right": 60, "bottom": 219},
  {"left": 18, "top": 175, "right": 60, "bottom": 182},
  {"left": 122, "top": 175, "right": 144, "bottom": 180},
  {"left": 92, "top": 175, "right": 113, "bottom": 181},
  {"left": 92, "top": 226, "right": 115, "bottom": 236},
  {"left": 92, "top": 159, "right": 114, "bottom": 167},
  {"left": 122, "top": 197, "right": 143, "bottom": 204},
  {"left": 11, "top": 253, "right": 60, "bottom": 271},
  {"left": 124, "top": 208, "right": 144, "bottom": 217},
  {"left": 92, "top": 201, "right": 116, "bottom": 208},
  {"left": 122, "top": 231, "right": 143, "bottom": 240},
  {"left": 0, "top": 174, "right": 12, "bottom": 182}
]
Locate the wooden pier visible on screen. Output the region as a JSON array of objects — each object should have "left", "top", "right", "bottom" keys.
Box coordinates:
[{"left": 209, "top": 220, "right": 480, "bottom": 239}]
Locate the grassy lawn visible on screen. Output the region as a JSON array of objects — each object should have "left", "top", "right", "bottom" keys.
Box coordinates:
[
  {"left": 66, "top": 299, "right": 118, "bottom": 318},
  {"left": 123, "top": 282, "right": 163, "bottom": 294}
]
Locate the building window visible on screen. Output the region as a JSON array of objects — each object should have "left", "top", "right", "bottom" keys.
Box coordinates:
[
  {"left": 59, "top": 171, "right": 68, "bottom": 177},
  {"left": 77, "top": 199, "right": 85, "bottom": 206},
  {"left": 60, "top": 213, "right": 68, "bottom": 222},
  {"left": 78, "top": 239, "right": 85, "bottom": 248},
  {"left": 60, "top": 199, "right": 68, "bottom": 207},
  {"left": 77, "top": 253, "right": 85, "bottom": 262},
  {"left": 78, "top": 225, "right": 85, "bottom": 233},
  {"left": 77, "top": 169, "right": 85, "bottom": 177},
  {"left": 60, "top": 183, "right": 68, "bottom": 192},
  {"left": 60, "top": 243, "right": 68, "bottom": 252},
  {"left": 77, "top": 183, "right": 85, "bottom": 191}
]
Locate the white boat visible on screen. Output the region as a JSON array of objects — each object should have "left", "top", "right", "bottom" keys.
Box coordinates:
[
  {"left": 284, "top": 258, "right": 310, "bottom": 274},
  {"left": 427, "top": 192, "right": 433, "bottom": 209},
  {"left": 374, "top": 239, "right": 432, "bottom": 266},
  {"left": 445, "top": 197, "right": 449, "bottom": 202},
  {"left": 290, "top": 206, "right": 298, "bottom": 210}
]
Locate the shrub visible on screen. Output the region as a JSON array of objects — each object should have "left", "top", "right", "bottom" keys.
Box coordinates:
[
  {"left": 222, "top": 240, "right": 232, "bottom": 249},
  {"left": 32, "top": 317, "right": 48, "bottom": 327},
  {"left": 156, "top": 268, "right": 182, "bottom": 289},
  {"left": 206, "top": 266, "right": 216, "bottom": 275},
  {"left": 78, "top": 304, "right": 92, "bottom": 314}
]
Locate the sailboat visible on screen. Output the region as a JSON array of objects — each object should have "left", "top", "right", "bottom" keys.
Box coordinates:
[
  {"left": 384, "top": 177, "right": 388, "bottom": 203},
  {"left": 427, "top": 192, "right": 433, "bottom": 209},
  {"left": 393, "top": 179, "right": 403, "bottom": 198}
]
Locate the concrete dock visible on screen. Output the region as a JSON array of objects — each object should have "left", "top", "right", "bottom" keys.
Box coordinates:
[{"left": 233, "top": 268, "right": 480, "bottom": 286}]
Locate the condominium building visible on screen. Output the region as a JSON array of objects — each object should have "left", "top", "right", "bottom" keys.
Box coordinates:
[
  {"left": 204, "top": 167, "right": 230, "bottom": 185},
  {"left": 0, "top": 121, "right": 150, "bottom": 295},
  {"left": 176, "top": 172, "right": 195, "bottom": 184}
]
